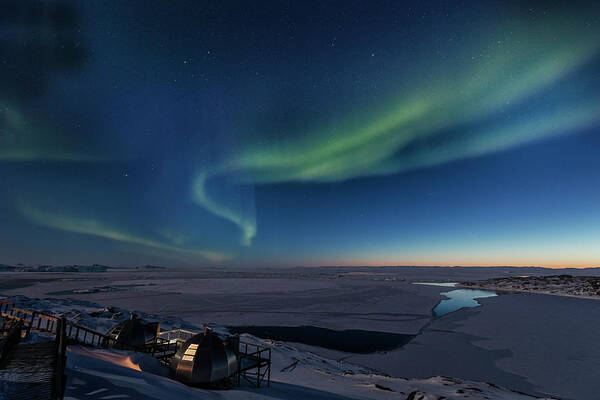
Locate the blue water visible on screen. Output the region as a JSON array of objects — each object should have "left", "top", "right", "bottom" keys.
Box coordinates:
[{"left": 433, "top": 289, "right": 497, "bottom": 317}]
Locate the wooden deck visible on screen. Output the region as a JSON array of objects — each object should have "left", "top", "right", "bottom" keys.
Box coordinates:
[
  {"left": 237, "top": 341, "right": 272, "bottom": 388},
  {"left": 0, "top": 300, "right": 273, "bottom": 398},
  {"left": 1, "top": 302, "right": 67, "bottom": 400},
  {"left": 0, "top": 342, "right": 57, "bottom": 400}
]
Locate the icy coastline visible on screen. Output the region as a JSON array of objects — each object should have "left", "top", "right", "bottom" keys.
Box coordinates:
[
  {"left": 462, "top": 274, "right": 600, "bottom": 299},
  {"left": 0, "top": 295, "right": 557, "bottom": 400}
]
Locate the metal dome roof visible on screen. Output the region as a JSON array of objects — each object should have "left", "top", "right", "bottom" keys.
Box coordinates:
[
  {"left": 170, "top": 329, "right": 238, "bottom": 385},
  {"left": 106, "top": 315, "right": 159, "bottom": 348}
]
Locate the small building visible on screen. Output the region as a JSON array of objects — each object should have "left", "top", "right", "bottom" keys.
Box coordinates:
[
  {"left": 170, "top": 328, "right": 238, "bottom": 386},
  {"left": 105, "top": 314, "right": 160, "bottom": 348}
]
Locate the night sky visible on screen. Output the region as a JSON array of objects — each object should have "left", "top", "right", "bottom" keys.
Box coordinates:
[{"left": 1, "top": 0, "right": 600, "bottom": 267}]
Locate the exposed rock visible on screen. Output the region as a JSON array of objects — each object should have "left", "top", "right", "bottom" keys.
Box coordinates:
[
  {"left": 407, "top": 391, "right": 442, "bottom": 400},
  {"left": 462, "top": 275, "right": 600, "bottom": 299}
]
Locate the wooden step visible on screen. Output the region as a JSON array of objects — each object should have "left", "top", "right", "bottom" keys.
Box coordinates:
[{"left": 0, "top": 343, "right": 57, "bottom": 400}]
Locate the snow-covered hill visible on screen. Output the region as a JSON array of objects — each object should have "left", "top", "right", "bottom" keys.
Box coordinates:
[{"left": 462, "top": 275, "right": 600, "bottom": 299}]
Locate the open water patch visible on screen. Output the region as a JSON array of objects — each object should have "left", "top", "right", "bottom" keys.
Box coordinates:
[
  {"left": 433, "top": 289, "right": 497, "bottom": 317},
  {"left": 412, "top": 282, "right": 498, "bottom": 317},
  {"left": 227, "top": 325, "right": 415, "bottom": 353}
]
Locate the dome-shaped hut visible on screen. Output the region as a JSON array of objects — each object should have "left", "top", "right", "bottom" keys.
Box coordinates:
[
  {"left": 170, "top": 328, "right": 238, "bottom": 386},
  {"left": 106, "top": 314, "right": 160, "bottom": 348}
]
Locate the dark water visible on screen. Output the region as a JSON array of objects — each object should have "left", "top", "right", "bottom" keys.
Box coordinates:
[
  {"left": 227, "top": 325, "right": 415, "bottom": 353},
  {"left": 0, "top": 279, "right": 46, "bottom": 292},
  {"left": 47, "top": 283, "right": 155, "bottom": 296}
]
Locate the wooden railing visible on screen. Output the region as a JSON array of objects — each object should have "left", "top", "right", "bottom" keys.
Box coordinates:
[
  {"left": 65, "top": 320, "right": 108, "bottom": 347},
  {"left": 1, "top": 303, "right": 36, "bottom": 336},
  {"left": 237, "top": 341, "right": 272, "bottom": 388},
  {"left": 0, "top": 300, "right": 14, "bottom": 315},
  {"left": 112, "top": 337, "right": 178, "bottom": 360},
  {"left": 34, "top": 312, "right": 59, "bottom": 333},
  {"left": 1, "top": 301, "right": 106, "bottom": 345},
  {"left": 0, "top": 307, "right": 106, "bottom": 348},
  {"left": 0, "top": 319, "right": 23, "bottom": 362},
  {"left": 0, "top": 300, "right": 272, "bottom": 388},
  {"left": 0, "top": 301, "right": 178, "bottom": 355},
  {"left": 157, "top": 328, "right": 197, "bottom": 343}
]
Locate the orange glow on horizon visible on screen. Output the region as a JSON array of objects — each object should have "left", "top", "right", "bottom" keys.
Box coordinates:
[{"left": 295, "top": 259, "right": 600, "bottom": 269}]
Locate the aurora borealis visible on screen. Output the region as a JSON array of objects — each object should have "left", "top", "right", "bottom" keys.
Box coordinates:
[{"left": 1, "top": 0, "right": 600, "bottom": 267}]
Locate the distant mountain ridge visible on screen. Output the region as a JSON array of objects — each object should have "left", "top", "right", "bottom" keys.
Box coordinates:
[{"left": 0, "top": 264, "right": 109, "bottom": 272}]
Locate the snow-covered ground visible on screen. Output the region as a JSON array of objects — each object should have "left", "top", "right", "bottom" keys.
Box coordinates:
[
  {"left": 0, "top": 268, "right": 447, "bottom": 335},
  {"left": 64, "top": 343, "right": 557, "bottom": 400},
  {"left": 3, "top": 267, "right": 598, "bottom": 399},
  {"left": 462, "top": 274, "right": 600, "bottom": 299},
  {"left": 0, "top": 295, "right": 556, "bottom": 400}
]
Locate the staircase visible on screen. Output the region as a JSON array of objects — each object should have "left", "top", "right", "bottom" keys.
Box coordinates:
[
  {"left": 0, "top": 342, "right": 58, "bottom": 400},
  {"left": 0, "top": 313, "right": 67, "bottom": 400}
]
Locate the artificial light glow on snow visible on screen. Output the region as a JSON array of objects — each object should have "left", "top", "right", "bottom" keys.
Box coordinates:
[{"left": 69, "top": 346, "right": 142, "bottom": 372}]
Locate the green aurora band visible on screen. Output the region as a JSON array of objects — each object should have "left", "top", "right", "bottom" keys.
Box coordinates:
[
  {"left": 5, "top": 11, "right": 600, "bottom": 261},
  {"left": 193, "top": 17, "right": 600, "bottom": 246},
  {"left": 18, "top": 202, "right": 229, "bottom": 262}
]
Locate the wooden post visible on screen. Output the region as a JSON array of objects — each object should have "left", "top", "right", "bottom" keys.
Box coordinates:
[
  {"left": 0, "top": 320, "right": 22, "bottom": 361},
  {"left": 53, "top": 316, "right": 67, "bottom": 400},
  {"left": 267, "top": 348, "right": 271, "bottom": 387},
  {"left": 257, "top": 363, "right": 260, "bottom": 388},
  {"left": 26, "top": 311, "right": 36, "bottom": 337}
]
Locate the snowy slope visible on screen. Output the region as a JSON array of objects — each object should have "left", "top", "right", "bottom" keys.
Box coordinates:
[{"left": 64, "top": 342, "right": 556, "bottom": 400}]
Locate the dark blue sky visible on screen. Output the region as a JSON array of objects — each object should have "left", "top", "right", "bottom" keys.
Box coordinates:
[{"left": 1, "top": 0, "right": 599, "bottom": 267}]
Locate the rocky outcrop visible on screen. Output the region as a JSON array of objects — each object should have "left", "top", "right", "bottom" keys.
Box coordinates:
[{"left": 406, "top": 391, "right": 442, "bottom": 400}]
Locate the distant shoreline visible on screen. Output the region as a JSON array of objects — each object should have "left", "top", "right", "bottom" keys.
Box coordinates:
[{"left": 459, "top": 275, "right": 600, "bottom": 301}]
